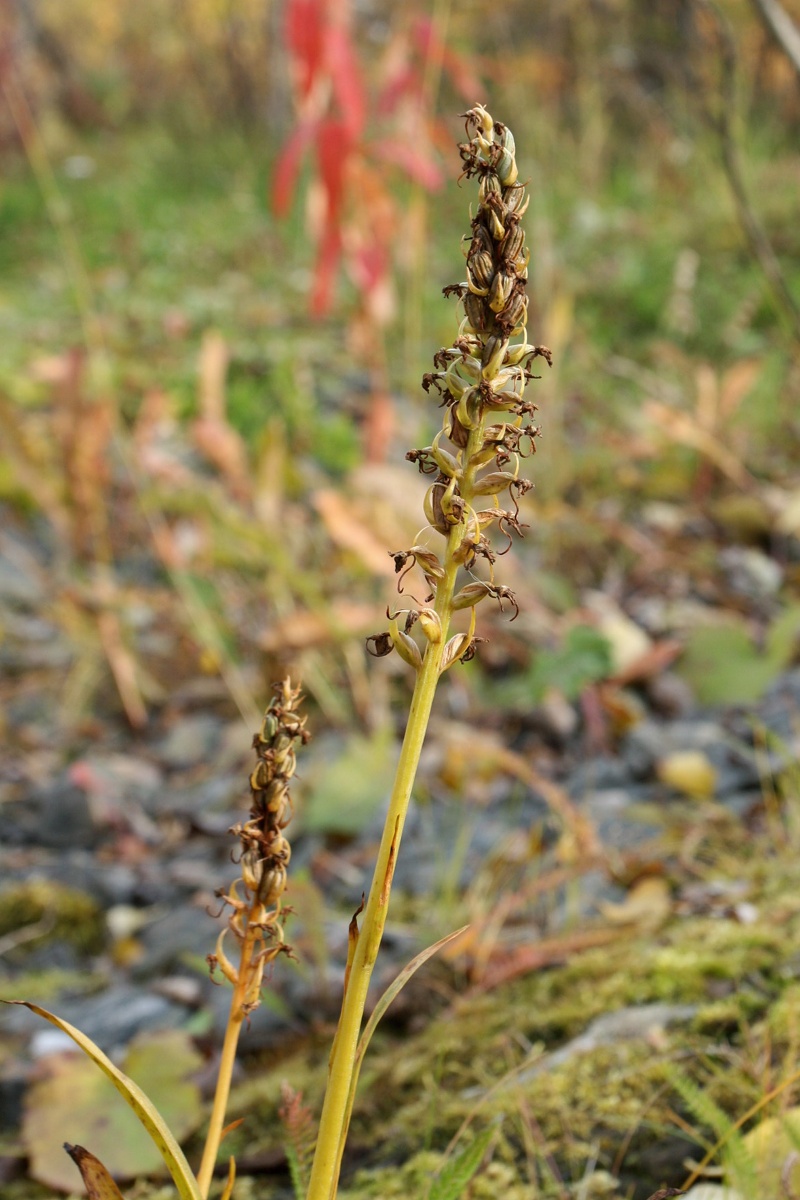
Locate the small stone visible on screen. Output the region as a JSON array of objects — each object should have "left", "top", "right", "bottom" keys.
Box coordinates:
[
  {"left": 154, "top": 714, "right": 223, "bottom": 770},
  {"left": 657, "top": 750, "right": 717, "bottom": 799}
]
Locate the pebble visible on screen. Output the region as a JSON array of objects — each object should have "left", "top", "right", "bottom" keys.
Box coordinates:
[{"left": 154, "top": 714, "right": 224, "bottom": 770}]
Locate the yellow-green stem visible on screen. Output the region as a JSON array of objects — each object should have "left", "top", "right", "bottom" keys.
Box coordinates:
[
  {"left": 305, "top": 422, "right": 487, "bottom": 1200},
  {"left": 197, "top": 923, "right": 259, "bottom": 1198}
]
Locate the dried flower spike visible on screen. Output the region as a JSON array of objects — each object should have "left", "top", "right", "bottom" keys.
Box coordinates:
[
  {"left": 198, "top": 678, "right": 309, "bottom": 1197},
  {"left": 208, "top": 677, "right": 309, "bottom": 1013},
  {"left": 367, "top": 104, "right": 550, "bottom": 667}
]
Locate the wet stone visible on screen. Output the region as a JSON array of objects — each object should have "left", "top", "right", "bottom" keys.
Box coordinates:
[
  {"left": 568, "top": 755, "right": 634, "bottom": 794},
  {"left": 147, "top": 772, "right": 242, "bottom": 818}
]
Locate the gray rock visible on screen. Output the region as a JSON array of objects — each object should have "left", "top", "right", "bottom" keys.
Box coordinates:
[
  {"left": 515, "top": 1002, "right": 698, "bottom": 1084},
  {"left": 154, "top": 714, "right": 224, "bottom": 769},
  {"left": 131, "top": 903, "right": 221, "bottom": 978},
  {"left": 0, "top": 778, "right": 99, "bottom": 850},
  {"left": 3, "top": 984, "right": 189, "bottom": 1054},
  {"left": 0, "top": 541, "right": 44, "bottom": 608}
]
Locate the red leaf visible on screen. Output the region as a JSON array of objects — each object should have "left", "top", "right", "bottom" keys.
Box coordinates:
[
  {"left": 273, "top": 118, "right": 318, "bottom": 216},
  {"left": 315, "top": 116, "right": 353, "bottom": 218},
  {"left": 351, "top": 243, "right": 388, "bottom": 296},
  {"left": 377, "top": 64, "right": 417, "bottom": 115},
  {"left": 326, "top": 24, "right": 366, "bottom": 137},
  {"left": 285, "top": 0, "right": 327, "bottom": 97},
  {"left": 310, "top": 218, "right": 342, "bottom": 316},
  {"left": 412, "top": 16, "right": 483, "bottom": 99},
  {"left": 373, "top": 138, "right": 443, "bottom": 191}
]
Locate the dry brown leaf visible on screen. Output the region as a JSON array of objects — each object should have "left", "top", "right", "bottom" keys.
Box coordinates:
[
  {"left": 313, "top": 488, "right": 396, "bottom": 576},
  {"left": 192, "top": 332, "right": 251, "bottom": 503},
  {"left": 610, "top": 638, "right": 683, "bottom": 685},
  {"left": 258, "top": 602, "right": 378, "bottom": 652},
  {"left": 472, "top": 927, "right": 623, "bottom": 993},
  {"left": 644, "top": 399, "right": 754, "bottom": 489},
  {"left": 64, "top": 1144, "right": 125, "bottom": 1200}
]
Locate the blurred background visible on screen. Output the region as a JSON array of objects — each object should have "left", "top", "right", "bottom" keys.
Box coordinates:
[
  {"left": 1, "top": 0, "right": 799, "bottom": 732},
  {"left": 2, "top": 0, "right": 800, "bottom": 1196}
]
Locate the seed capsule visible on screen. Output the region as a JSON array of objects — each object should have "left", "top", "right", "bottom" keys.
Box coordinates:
[
  {"left": 489, "top": 269, "right": 515, "bottom": 314},
  {"left": 463, "top": 292, "right": 491, "bottom": 334}
]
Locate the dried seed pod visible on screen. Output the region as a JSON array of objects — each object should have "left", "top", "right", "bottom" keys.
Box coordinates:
[
  {"left": 391, "top": 627, "right": 423, "bottom": 670},
  {"left": 499, "top": 219, "right": 525, "bottom": 267},
  {"left": 463, "top": 291, "right": 492, "bottom": 334},
  {"left": 497, "top": 286, "right": 528, "bottom": 333},
  {"left": 472, "top": 471, "right": 519, "bottom": 496},
  {"left": 481, "top": 334, "right": 509, "bottom": 379},
  {"left": 489, "top": 269, "right": 516, "bottom": 313},
  {"left": 452, "top": 582, "right": 491, "bottom": 610}
]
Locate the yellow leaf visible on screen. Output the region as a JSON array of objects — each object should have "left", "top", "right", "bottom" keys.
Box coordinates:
[
  {"left": 657, "top": 750, "right": 717, "bottom": 799},
  {"left": 599, "top": 877, "right": 672, "bottom": 929}
]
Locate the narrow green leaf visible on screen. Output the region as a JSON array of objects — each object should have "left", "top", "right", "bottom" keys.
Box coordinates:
[
  {"left": 355, "top": 926, "right": 469, "bottom": 1068},
  {"left": 428, "top": 1126, "right": 495, "bottom": 1200},
  {"left": 5, "top": 1001, "right": 201, "bottom": 1200}
]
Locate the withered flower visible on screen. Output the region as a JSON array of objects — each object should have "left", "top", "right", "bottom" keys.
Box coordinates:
[
  {"left": 207, "top": 678, "right": 309, "bottom": 1015},
  {"left": 367, "top": 104, "right": 550, "bottom": 667}
]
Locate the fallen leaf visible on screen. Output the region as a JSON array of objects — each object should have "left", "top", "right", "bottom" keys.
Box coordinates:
[
  {"left": 585, "top": 594, "right": 652, "bottom": 675},
  {"left": 257, "top": 602, "right": 377, "bottom": 652},
  {"left": 610, "top": 638, "right": 682, "bottom": 685},
  {"left": 22, "top": 1030, "right": 203, "bottom": 1191}
]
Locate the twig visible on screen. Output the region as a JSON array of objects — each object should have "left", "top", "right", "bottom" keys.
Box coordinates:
[{"left": 749, "top": 0, "right": 800, "bottom": 81}]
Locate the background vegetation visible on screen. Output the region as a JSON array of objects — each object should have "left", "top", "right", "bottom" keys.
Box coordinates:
[{"left": 2, "top": 0, "right": 800, "bottom": 1197}]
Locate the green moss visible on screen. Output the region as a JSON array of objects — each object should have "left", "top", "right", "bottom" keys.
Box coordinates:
[{"left": 0, "top": 881, "right": 105, "bottom": 957}]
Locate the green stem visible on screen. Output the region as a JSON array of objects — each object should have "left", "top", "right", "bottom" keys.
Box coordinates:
[
  {"left": 305, "top": 424, "right": 486, "bottom": 1200},
  {"left": 304, "top": 636, "right": 446, "bottom": 1199}
]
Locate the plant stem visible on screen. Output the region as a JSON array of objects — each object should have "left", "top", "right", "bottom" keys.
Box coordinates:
[
  {"left": 305, "top": 425, "right": 487, "bottom": 1199},
  {"left": 197, "top": 924, "right": 259, "bottom": 1198}
]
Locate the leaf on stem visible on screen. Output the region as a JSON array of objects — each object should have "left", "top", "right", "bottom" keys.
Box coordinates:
[{"left": 5, "top": 1002, "right": 201, "bottom": 1200}]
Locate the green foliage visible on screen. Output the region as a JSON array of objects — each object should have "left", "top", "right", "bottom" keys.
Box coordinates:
[
  {"left": 427, "top": 1127, "right": 496, "bottom": 1200},
  {"left": 678, "top": 606, "right": 800, "bottom": 705},
  {"left": 666, "top": 1066, "right": 757, "bottom": 1199},
  {"left": 491, "top": 625, "right": 613, "bottom": 710},
  {"left": 302, "top": 730, "right": 400, "bottom": 836},
  {"left": 0, "top": 882, "right": 105, "bottom": 956},
  {"left": 529, "top": 625, "right": 613, "bottom": 701}
]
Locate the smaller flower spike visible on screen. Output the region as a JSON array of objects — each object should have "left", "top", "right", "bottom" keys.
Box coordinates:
[
  {"left": 368, "top": 107, "right": 549, "bottom": 670},
  {"left": 207, "top": 679, "right": 309, "bottom": 1015}
]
